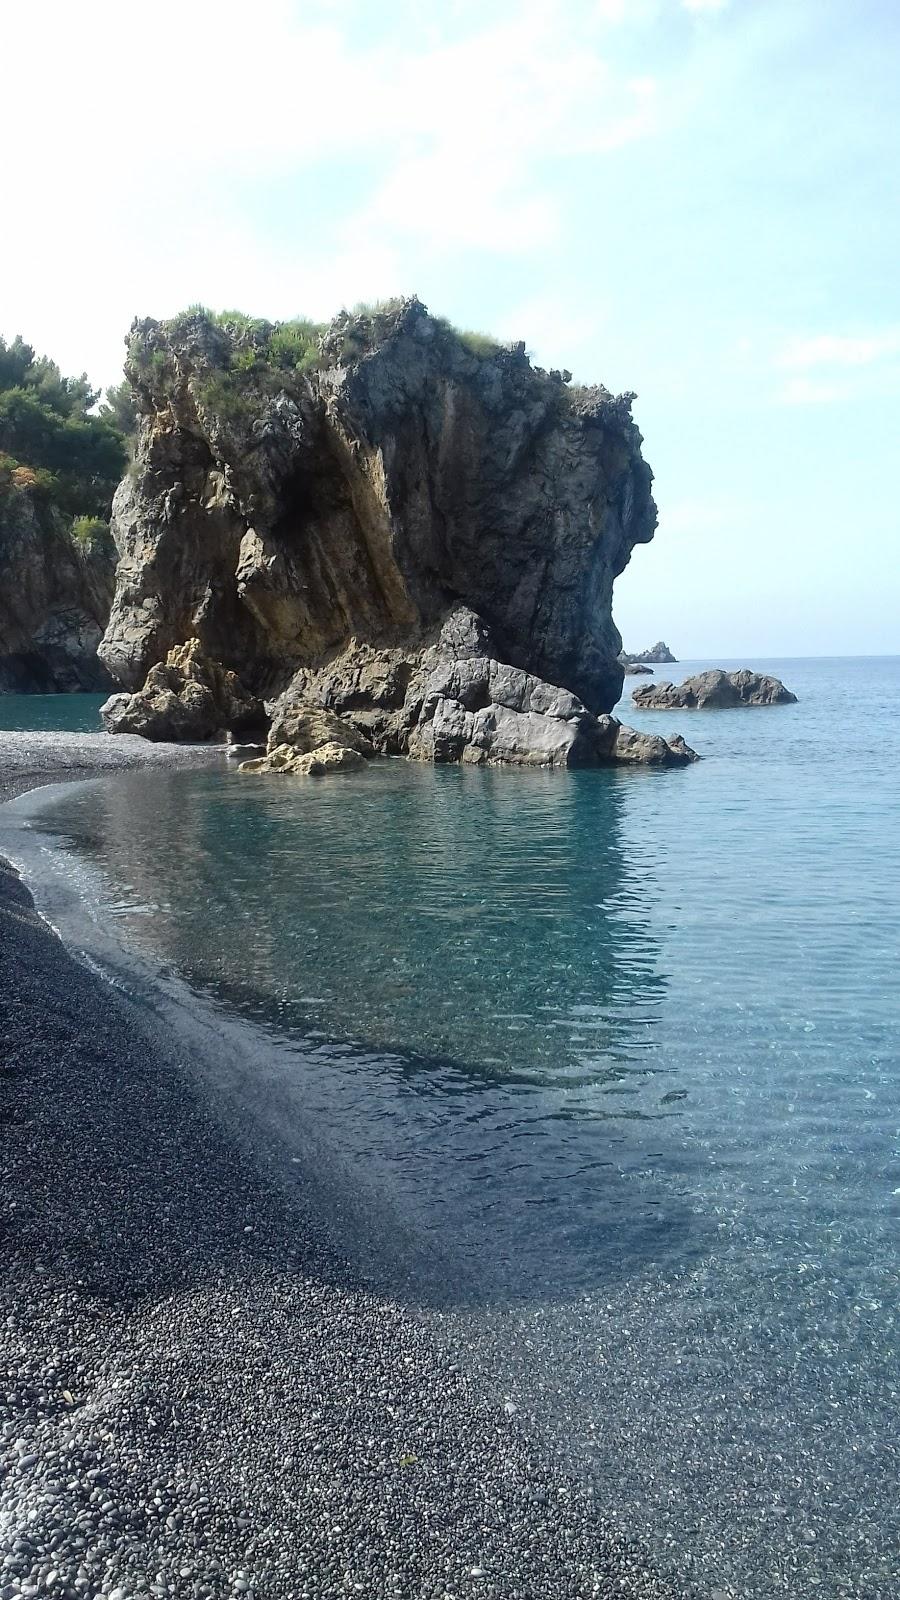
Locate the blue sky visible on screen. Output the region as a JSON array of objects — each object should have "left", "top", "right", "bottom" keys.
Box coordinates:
[{"left": 3, "top": 0, "right": 897, "bottom": 655}]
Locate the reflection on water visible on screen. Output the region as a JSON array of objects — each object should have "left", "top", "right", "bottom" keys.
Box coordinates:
[
  {"left": 23, "top": 656, "right": 900, "bottom": 1600},
  {"left": 67, "top": 762, "right": 668, "bottom": 1082},
  {"left": 40, "top": 762, "right": 698, "bottom": 1298}
]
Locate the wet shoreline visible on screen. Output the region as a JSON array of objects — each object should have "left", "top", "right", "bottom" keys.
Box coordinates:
[{"left": 0, "top": 739, "right": 680, "bottom": 1599}]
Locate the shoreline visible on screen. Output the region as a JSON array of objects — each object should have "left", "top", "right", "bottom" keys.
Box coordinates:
[
  {"left": 0, "top": 741, "right": 681, "bottom": 1599},
  {"left": 0, "top": 727, "right": 225, "bottom": 805}
]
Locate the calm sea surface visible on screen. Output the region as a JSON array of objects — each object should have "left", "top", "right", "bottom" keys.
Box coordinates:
[
  {"left": 7, "top": 657, "right": 900, "bottom": 1598},
  {"left": 0, "top": 692, "right": 107, "bottom": 732}
]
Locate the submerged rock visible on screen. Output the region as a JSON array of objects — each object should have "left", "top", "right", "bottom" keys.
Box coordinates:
[
  {"left": 632, "top": 669, "right": 797, "bottom": 710},
  {"left": 622, "top": 662, "right": 653, "bottom": 675},
  {"left": 100, "top": 639, "right": 264, "bottom": 741}
]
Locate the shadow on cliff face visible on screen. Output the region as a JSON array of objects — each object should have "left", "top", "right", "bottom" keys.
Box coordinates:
[
  {"left": 5, "top": 762, "right": 711, "bottom": 1312},
  {"left": 102, "top": 300, "right": 656, "bottom": 713}
]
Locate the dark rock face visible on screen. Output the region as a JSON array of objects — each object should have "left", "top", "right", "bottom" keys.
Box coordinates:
[
  {"left": 100, "top": 640, "right": 264, "bottom": 741},
  {"left": 0, "top": 492, "right": 116, "bottom": 692},
  {"left": 632, "top": 669, "right": 797, "bottom": 710},
  {"left": 99, "top": 299, "right": 656, "bottom": 718},
  {"left": 621, "top": 640, "right": 677, "bottom": 665}
]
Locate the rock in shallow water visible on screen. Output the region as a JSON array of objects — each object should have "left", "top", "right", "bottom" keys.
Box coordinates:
[
  {"left": 240, "top": 612, "right": 698, "bottom": 772},
  {"left": 239, "top": 741, "right": 366, "bottom": 776},
  {"left": 266, "top": 701, "right": 373, "bottom": 759},
  {"left": 611, "top": 726, "right": 700, "bottom": 765},
  {"left": 632, "top": 668, "right": 797, "bottom": 710},
  {"left": 101, "top": 639, "right": 264, "bottom": 741}
]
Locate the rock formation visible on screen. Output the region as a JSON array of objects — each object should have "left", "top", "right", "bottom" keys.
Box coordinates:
[
  {"left": 621, "top": 662, "right": 653, "bottom": 675},
  {"left": 607, "top": 725, "right": 698, "bottom": 764},
  {"left": 620, "top": 641, "right": 677, "bottom": 665},
  {"left": 239, "top": 741, "right": 367, "bottom": 777},
  {"left": 101, "top": 640, "right": 264, "bottom": 741},
  {"left": 0, "top": 489, "right": 116, "bottom": 692},
  {"left": 99, "top": 299, "right": 700, "bottom": 769},
  {"left": 108, "top": 632, "right": 697, "bottom": 769},
  {"left": 632, "top": 669, "right": 797, "bottom": 710}
]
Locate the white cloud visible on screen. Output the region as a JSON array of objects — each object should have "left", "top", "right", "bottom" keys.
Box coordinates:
[
  {"left": 494, "top": 293, "right": 607, "bottom": 370},
  {"left": 777, "top": 377, "right": 849, "bottom": 407},
  {"left": 349, "top": 20, "right": 659, "bottom": 255},
  {"left": 0, "top": 0, "right": 663, "bottom": 384},
  {"left": 778, "top": 330, "right": 900, "bottom": 369},
  {"left": 682, "top": 0, "right": 729, "bottom": 13},
  {"left": 772, "top": 326, "right": 900, "bottom": 404},
  {"left": 594, "top": 0, "right": 662, "bottom": 22}
]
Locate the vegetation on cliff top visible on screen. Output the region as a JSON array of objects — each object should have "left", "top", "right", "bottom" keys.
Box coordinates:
[
  {"left": 0, "top": 335, "right": 127, "bottom": 539},
  {"left": 123, "top": 298, "right": 637, "bottom": 440},
  {"left": 132, "top": 299, "right": 504, "bottom": 384},
  {"left": 123, "top": 299, "right": 525, "bottom": 429}
]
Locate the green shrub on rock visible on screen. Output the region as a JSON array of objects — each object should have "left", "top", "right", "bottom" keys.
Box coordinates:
[{"left": 70, "top": 515, "right": 111, "bottom": 551}]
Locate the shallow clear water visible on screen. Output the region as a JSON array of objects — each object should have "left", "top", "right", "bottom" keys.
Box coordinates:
[
  {"left": 14, "top": 657, "right": 900, "bottom": 1598},
  {"left": 0, "top": 692, "right": 106, "bottom": 732}
]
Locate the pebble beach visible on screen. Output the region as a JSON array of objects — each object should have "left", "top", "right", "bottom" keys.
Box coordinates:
[{"left": 0, "top": 735, "right": 680, "bottom": 1600}]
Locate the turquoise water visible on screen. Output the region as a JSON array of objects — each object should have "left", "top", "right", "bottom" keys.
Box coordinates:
[
  {"left": 0, "top": 692, "right": 107, "bottom": 732},
  {"left": 14, "top": 657, "right": 900, "bottom": 1597}
]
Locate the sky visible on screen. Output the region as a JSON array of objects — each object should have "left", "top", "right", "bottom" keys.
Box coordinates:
[{"left": 2, "top": 0, "right": 897, "bottom": 656}]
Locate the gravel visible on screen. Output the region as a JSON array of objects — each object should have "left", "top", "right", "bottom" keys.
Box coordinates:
[
  {"left": 0, "top": 740, "right": 681, "bottom": 1600},
  {"left": 0, "top": 730, "right": 222, "bottom": 804}
]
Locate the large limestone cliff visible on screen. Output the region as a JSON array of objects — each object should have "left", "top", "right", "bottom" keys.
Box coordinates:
[
  {"left": 0, "top": 489, "right": 116, "bottom": 692},
  {"left": 100, "top": 299, "right": 655, "bottom": 718}
]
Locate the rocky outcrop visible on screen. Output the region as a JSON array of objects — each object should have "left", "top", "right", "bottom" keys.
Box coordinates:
[
  {"left": 607, "top": 724, "right": 698, "bottom": 764},
  {"left": 99, "top": 298, "right": 657, "bottom": 720},
  {"left": 239, "top": 740, "right": 367, "bottom": 776},
  {"left": 100, "top": 640, "right": 264, "bottom": 741},
  {"left": 621, "top": 662, "right": 653, "bottom": 675},
  {"left": 97, "top": 301, "right": 706, "bottom": 771},
  {"left": 266, "top": 701, "right": 373, "bottom": 759},
  {"left": 632, "top": 669, "right": 797, "bottom": 710},
  {"left": 102, "top": 616, "right": 699, "bottom": 771},
  {"left": 0, "top": 489, "right": 116, "bottom": 692},
  {"left": 253, "top": 609, "right": 698, "bottom": 770},
  {"left": 621, "top": 641, "right": 677, "bottom": 665}
]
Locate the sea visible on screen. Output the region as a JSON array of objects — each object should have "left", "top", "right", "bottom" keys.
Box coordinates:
[{"left": 2, "top": 656, "right": 898, "bottom": 1600}]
